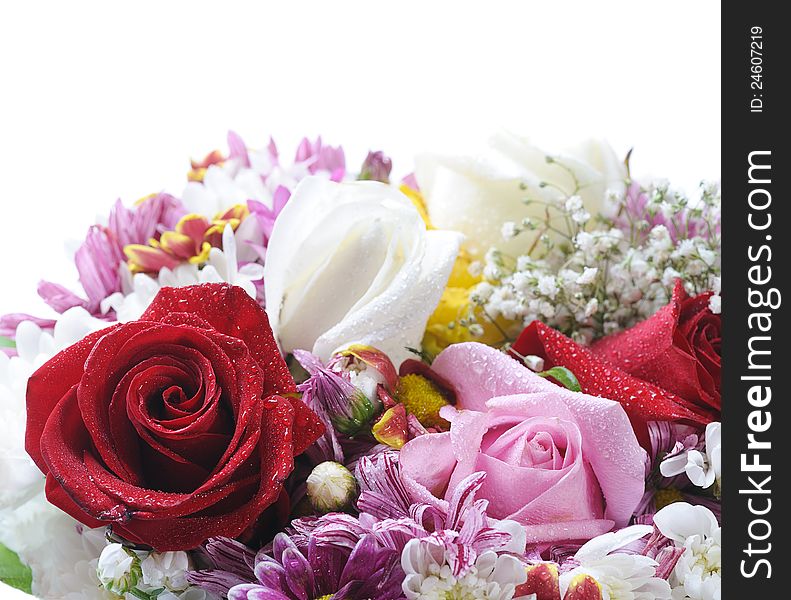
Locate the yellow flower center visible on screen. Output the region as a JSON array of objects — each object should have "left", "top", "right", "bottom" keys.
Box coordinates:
[
  {"left": 654, "top": 487, "right": 684, "bottom": 510},
  {"left": 315, "top": 595, "right": 334, "bottom": 600},
  {"left": 397, "top": 374, "right": 450, "bottom": 429}
]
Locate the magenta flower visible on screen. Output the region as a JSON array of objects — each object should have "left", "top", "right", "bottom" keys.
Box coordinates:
[
  {"left": 248, "top": 186, "right": 291, "bottom": 247},
  {"left": 37, "top": 225, "right": 123, "bottom": 315},
  {"left": 37, "top": 193, "right": 187, "bottom": 316},
  {"left": 295, "top": 136, "right": 346, "bottom": 181}
]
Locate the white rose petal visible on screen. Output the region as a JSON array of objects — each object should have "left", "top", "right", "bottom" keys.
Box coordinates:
[{"left": 264, "top": 178, "right": 461, "bottom": 365}]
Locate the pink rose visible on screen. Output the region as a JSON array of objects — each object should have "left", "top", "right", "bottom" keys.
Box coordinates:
[{"left": 399, "top": 342, "right": 646, "bottom": 546}]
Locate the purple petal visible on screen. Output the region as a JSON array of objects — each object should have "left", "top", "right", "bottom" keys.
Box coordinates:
[
  {"left": 445, "top": 471, "right": 486, "bottom": 531},
  {"left": 355, "top": 453, "right": 412, "bottom": 520},
  {"left": 204, "top": 537, "right": 257, "bottom": 579},
  {"left": 306, "top": 536, "right": 346, "bottom": 594},
  {"left": 253, "top": 559, "right": 288, "bottom": 592},
  {"left": 75, "top": 225, "right": 124, "bottom": 308},
  {"left": 0, "top": 313, "right": 56, "bottom": 337},
  {"left": 271, "top": 532, "right": 300, "bottom": 564},
  {"left": 37, "top": 281, "right": 87, "bottom": 313},
  {"left": 229, "top": 584, "right": 292, "bottom": 600},
  {"left": 281, "top": 547, "right": 314, "bottom": 600},
  {"left": 273, "top": 186, "right": 291, "bottom": 213},
  {"left": 228, "top": 130, "right": 251, "bottom": 167},
  {"left": 187, "top": 569, "right": 250, "bottom": 598}
]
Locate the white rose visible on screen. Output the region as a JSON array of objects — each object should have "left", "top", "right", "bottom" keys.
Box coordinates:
[
  {"left": 414, "top": 133, "right": 626, "bottom": 257},
  {"left": 264, "top": 177, "right": 461, "bottom": 365}
]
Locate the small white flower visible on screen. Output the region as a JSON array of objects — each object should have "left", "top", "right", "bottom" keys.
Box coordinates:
[
  {"left": 584, "top": 298, "right": 599, "bottom": 318},
  {"left": 654, "top": 503, "right": 721, "bottom": 600},
  {"left": 660, "top": 422, "right": 721, "bottom": 490},
  {"left": 697, "top": 247, "right": 716, "bottom": 267},
  {"left": 576, "top": 267, "right": 599, "bottom": 286},
  {"left": 501, "top": 221, "right": 520, "bottom": 240},
  {"left": 467, "top": 323, "right": 485, "bottom": 337},
  {"left": 467, "top": 260, "right": 484, "bottom": 277},
  {"left": 97, "top": 544, "right": 142, "bottom": 595},
  {"left": 565, "top": 195, "right": 583, "bottom": 212},
  {"left": 140, "top": 551, "right": 191, "bottom": 592},
  {"left": 708, "top": 295, "right": 721, "bottom": 315},
  {"left": 537, "top": 275, "right": 559, "bottom": 299},
  {"left": 521, "top": 354, "right": 545, "bottom": 372},
  {"left": 710, "top": 277, "right": 721, "bottom": 295},
  {"left": 571, "top": 209, "right": 591, "bottom": 225}
]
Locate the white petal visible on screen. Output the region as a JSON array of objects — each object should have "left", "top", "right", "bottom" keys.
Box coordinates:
[
  {"left": 654, "top": 502, "right": 719, "bottom": 542},
  {"left": 660, "top": 452, "right": 690, "bottom": 477},
  {"left": 574, "top": 524, "right": 653, "bottom": 561}
]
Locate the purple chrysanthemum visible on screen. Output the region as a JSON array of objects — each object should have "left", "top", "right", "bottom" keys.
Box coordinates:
[{"left": 189, "top": 533, "right": 404, "bottom": 600}]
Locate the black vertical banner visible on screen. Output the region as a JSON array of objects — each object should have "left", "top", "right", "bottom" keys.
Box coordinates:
[{"left": 722, "top": 2, "right": 789, "bottom": 597}]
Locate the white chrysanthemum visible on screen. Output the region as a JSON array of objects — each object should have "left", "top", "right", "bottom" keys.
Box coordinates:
[
  {"left": 559, "top": 525, "right": 671, "bottom": 600},
  {"left": 654, "top": 503, "right": 721, "bottom": 600},
  {"left": 198, "top": 224, "right": 264, "bottom": 298},
  {"left": 182, "top": 162, "right": 272, "bottom": 218},
  {"left": 0, "top": 309, "right": 113, "bottom": 599},
  {"left": 103, "top": 225, "right": 262, "bottom": 322},
  {"left": 401, "top": 537, "right": 527, "bottom": 600}
]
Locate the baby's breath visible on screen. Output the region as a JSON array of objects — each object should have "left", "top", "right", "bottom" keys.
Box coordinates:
[{"left": 470, "top": 179, "right": 722, "bottom": 342}]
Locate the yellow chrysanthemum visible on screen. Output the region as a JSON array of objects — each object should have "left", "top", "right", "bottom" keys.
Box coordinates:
[{"left": 397, "top": 374, "right": 450, "bottom": 429}]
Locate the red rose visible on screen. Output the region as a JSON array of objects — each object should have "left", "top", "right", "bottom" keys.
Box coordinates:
[
  {"left": 25, "top": 283, "right": 324, "bottom": 551},
  {"left": 592, "top": 280, "right": 721, "bottom": 415}
]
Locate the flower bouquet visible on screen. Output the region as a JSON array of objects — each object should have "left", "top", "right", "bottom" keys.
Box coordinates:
[{"left": 0, "top": 132, "right": 721, "bottom": 600}]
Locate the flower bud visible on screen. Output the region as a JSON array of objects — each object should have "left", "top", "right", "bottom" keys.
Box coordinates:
[
  {"left": 97, "top": 543, "right": 142, "bottom": 595},
  {"left": 306, "top": 461, "right": 358, "bottom": 513},
  {"left": 358, "top": 151, "right": 392, "bottom": 183}
]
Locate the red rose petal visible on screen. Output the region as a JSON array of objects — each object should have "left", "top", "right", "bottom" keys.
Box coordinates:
[
  {"left": 39, "top": 387, "right": 127, "bottom": 521},
  {"left": 111, "top": 395, "right": 296, "bottom": 551},
  {"left": 141, "top": 284, "right": 324, "bottom": 454},
  {"left": 592, "top": 280, "right": 721, "bottom": 414},
  {"left": 511, "top": 322, "right": 711, "bottom": 441},
  {"left": 25, "top": 325, "right": 118, "bottom": 472}
]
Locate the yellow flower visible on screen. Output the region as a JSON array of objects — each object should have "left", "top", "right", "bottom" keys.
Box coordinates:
[{"left": 397, "top": 373, "right": 450, "bottom": 429}]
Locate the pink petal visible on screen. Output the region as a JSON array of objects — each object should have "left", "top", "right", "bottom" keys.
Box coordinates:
[{"left": 430, "top": 342, "right": 645, "bottom": 528}]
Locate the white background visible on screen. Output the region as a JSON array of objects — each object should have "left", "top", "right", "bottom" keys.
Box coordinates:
[
  {"left": 0, "top": 1, "right": 721, "bottom": 319},
  {"left": 1, "top": 2, "right": 719, "bottom": 597}
]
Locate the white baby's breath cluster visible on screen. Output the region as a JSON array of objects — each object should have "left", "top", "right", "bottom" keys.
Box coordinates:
[{"left": 470, "top": 171, "right": 721, "bottom": 343}]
